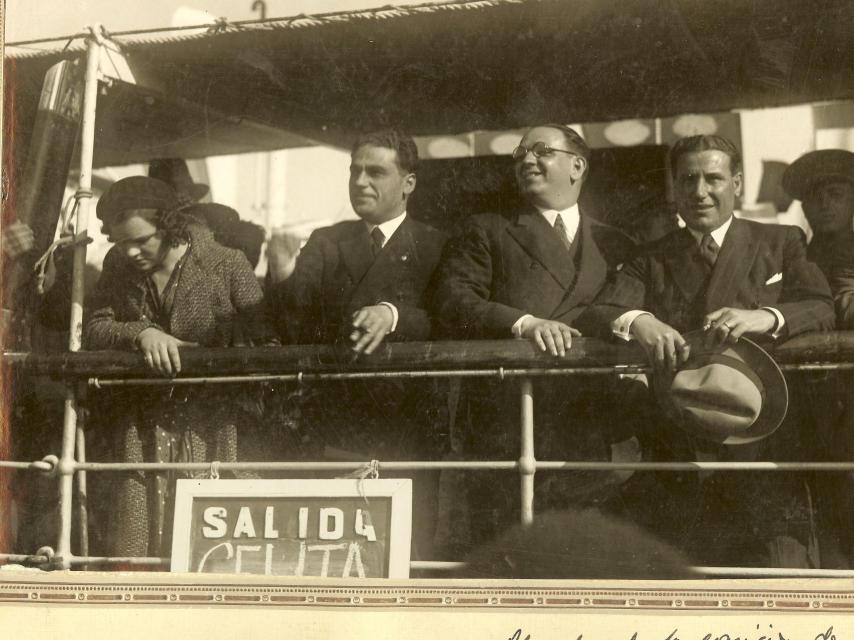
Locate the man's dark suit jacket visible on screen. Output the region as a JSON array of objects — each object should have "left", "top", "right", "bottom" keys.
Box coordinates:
[
  {"left": 269, "top": 215, "right": 447, "bottom": 558},
  {"left": 586, "top": 217, "right": 835, "bottom": 337},
  {"left": 432, "top": 206, "right": 637, "bottom": 543},
  {"left": 584, "top": 218, "right": 835, "bottom": 567},
  {"left": 434, "top": 206, "right": 634, "bottom": 338},
  {"left": 273, "top": 216, "right": 447, "bottom": 345}
]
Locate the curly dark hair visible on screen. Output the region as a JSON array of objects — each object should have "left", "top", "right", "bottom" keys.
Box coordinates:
[{"left": 105, "top": 205, "right": 195, "bottom": 248}]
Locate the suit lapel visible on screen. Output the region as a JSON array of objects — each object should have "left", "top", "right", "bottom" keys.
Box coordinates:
[
  {"left": 506, "top": 206, "right": 575, "bottom": 289},
  {"left": 339, "top": 224, "right": 375, "bottom": 287},
  {"left": 705, "top": 218, "right": 759, "bottom": 312},
  {"left": 550, "top": 214, "right": 606, "bottom": 319},
  {"left": 662, "top": 228, "right": 709, "bottom": 304},
  {"left": 350, "top": 216, "right": 416, "bottom": 301}
]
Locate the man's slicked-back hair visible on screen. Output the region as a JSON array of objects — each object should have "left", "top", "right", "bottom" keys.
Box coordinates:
[
  {"left": 541, "top": 123, "right": 591, "bottom": 161},
  {"left": 670, "top": 134, "right": 743, "bottom": 176},
  {"left": 352, "top": 129, "right": 419, "bottom": 174}
]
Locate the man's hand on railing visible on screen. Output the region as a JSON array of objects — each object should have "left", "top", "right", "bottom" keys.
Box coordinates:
[
  {"left": 702, "top": 307, "right": 777, "bottom": 347},
  {"left": 350, "top": 304, "right": 394, "bottom": 355},
  {"left": 520, "top": 317, "right": 581, "bottom": 357},
  {"left": 629, "top": 314, "right": 690, "bottom": 371},
  {"left": 135, "top": 327, "right": 199, "bottom": 377}
]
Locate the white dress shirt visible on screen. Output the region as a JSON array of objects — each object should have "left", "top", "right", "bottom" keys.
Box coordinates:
[
  {"left": 611, "top": 215, "right": 785, "bottom": 340},
  {"left": 511, "top": 204, "right": 581, "bottom": 337},
  {"left": 364, "top": 211, "right": 408, "bottom": 333}
]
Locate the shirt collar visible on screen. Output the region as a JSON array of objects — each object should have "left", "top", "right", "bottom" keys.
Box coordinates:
[
  {"left": 686, "top": 214, "right": 733, "bottom": 247},
  {"left": 536, "top": 203, "right": 580, "bottom": 236},
  {"left": 365, "top": 211, "right": 407, "bottom": 245}
]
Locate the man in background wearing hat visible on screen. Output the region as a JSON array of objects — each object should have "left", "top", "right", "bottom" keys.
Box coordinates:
[
  {"left": 784, "top": 149, "right": 854, "bottom": 566},
  {"left": 434, "top": 124, "right": 640, "bottom": 546},
  {"left": 783, "top": 149, "right": 854, "bottom": 328},
  {"left": 586, "top": 134, "right": 835, "bottom": 567},
  {"left": 149, "top": 158, "right": 267, "bottom": 269}
]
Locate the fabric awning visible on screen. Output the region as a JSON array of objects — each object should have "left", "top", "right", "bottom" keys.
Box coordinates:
[{"left": 6, "top": 0, "right": 854, "bottom": 166}]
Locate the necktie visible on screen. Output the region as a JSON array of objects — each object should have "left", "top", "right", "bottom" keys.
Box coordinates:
[
  {"left": 370, "top": 227, "right": 385, "bottom": 258},
  {"left": 553, "top": 214, "right": 573, "bottom": 252},
  {"left": 699, "top": 233, "right": 719, "bottom": 268}
]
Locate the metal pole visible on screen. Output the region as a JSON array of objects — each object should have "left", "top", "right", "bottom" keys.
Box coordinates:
[
  {"left": 75, "top": 382, "right": 89, "bottom": 565},
  {"left": 56, "top": 385, "right": 80, "bottom": 568},
  {"left": 86, "top": 365, "right": 655, "bottom": 388},
  {"left": 519, "top": 378, "right": 535, "bottom": 526},
  {"left": 55, "top": 28, "right": 101, "bottom": 570}
]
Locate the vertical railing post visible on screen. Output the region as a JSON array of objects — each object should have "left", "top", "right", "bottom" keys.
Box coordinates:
[
  {"left": 519, "top": 378, "right": 535, "bottom": 526},
  {"left": 55, "top": 27, "right": 101, "bottom": 569},
  {"left": 75, "top": 382, "right": 89, "bottom": 565}
]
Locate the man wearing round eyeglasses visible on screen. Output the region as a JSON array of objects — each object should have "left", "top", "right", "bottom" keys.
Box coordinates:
[
  {"left": 436, "top": 124, "right": 633, "bottom": 350},
  {"left": 433, "top": 124, "right": 638, "bottom": 544}
]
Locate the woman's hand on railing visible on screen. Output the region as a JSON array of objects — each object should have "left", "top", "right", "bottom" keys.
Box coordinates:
[{"left": 135, "top": 327, "right": 199, "bottom": 377}]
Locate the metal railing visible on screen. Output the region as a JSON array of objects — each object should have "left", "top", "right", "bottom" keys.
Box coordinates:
[{"left": 2, "top": 335, "right": 854, "bottom": 577}]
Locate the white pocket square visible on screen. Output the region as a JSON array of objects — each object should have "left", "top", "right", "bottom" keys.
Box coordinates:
[{"left": 765, "top": 272, "right": 783, "bottom": 285}]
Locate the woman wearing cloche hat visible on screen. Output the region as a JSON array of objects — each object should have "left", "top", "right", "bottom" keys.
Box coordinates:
[{"left": 85, "top": 176, "right": 277, "bottom": 561}]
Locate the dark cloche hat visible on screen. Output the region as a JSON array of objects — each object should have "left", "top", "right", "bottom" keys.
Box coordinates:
[
  {"left": 653, "top": 332, "right": 788, "bottom": 445},
  {"left": 782, "top": 149, "right": 854, "bottom": 200},
  {"left": 96, "top": 176, "right": 180, "bottom": 224}
]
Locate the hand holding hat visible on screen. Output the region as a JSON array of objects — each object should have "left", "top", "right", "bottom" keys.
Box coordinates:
[
  {"left": 654, "top": 331, "right": 788, "bottom": 445},
  {"left": 630, "top": 314, "right": 692, "bottom": 371}
]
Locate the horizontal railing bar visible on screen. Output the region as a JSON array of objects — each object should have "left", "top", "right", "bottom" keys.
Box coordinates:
[
  {"left": 410, "top": 561, "right": 467, "bottom": 571},
  {"left": 0, "top": 554, "right": 50, "bottom": 564},
  {"left": 4, "top": 552, "right": 852, "bottom": 578},
  {"left": 88, "top": 366, "right": 655, "bottom": 387},
  {"left": 780, "top": 362, "right": 854, "bottom": 371},
  {"left": 6, "top": 333, "right": 854, "bottom": 378},
  {"left": 64, "top": 460, "right": 854, "bottom": 472},
  {"left": 86, "top": 360, "right": 854, "bottom": 387},
  {"left": 67, "top": 556, "right": 170, "bottom": 566},
  {"left": 85, "top": 362, "right": 854, "bottom": 388},
  {"left": 5, "top": 458, "right": 854, "bottom": 473},
  {"left": 694, "top": 566, "right": 854, "bottom": 578},
  {"left": 74, "top": 461, "right": 521, "bottom": 472},
  {"left": 0, "top": 460, "right": 54, "bottom": 471},
  {"left": 535, "top": 461, "right": 854, "bottom": 471}
]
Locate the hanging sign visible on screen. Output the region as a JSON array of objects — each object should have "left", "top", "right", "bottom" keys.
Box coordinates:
[{"left": 170, "top": 479, "right": 412, "bottom": 578}]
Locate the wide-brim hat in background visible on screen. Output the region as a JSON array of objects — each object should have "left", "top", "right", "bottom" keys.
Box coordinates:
[
  {"left": 95, "top": 176, "right": 180, "bottom": 225},
  {"left": 148, "top": 158, "right": 210, "bottom": 202},
  {"left": 782, "top": 149, "right": 854, "bottom": 200},
  {"left": 653, "top": 332, "right": 788, "bottom": 445}
]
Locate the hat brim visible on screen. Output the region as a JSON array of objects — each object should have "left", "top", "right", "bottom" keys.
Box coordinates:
[
  {"left": 782, "top": 150, "right": 854, "bottom": 201},
  {"left": 653, "top": 332, "right": 788, "bottom": 445},
  {"left": 187, "top": 183, "right": 210, "bottom": 202}
]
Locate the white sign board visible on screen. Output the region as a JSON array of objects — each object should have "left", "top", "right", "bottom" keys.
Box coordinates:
[{"left": 171, "top": 479, "right": 412, "bottom": 578}]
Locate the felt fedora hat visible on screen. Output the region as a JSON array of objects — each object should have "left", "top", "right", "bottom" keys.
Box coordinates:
[
  {"left": 95, "top": 176, "right": 180, "bottom": 225},
  {"left": 653, "top": 332, "right": 788, "bottom": 445},
  {"left": 782, "top": 149, "right": 854, "bottom": 200},
  {"left": 148, "top": 158, "right": 210, "bottom": 202}
]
